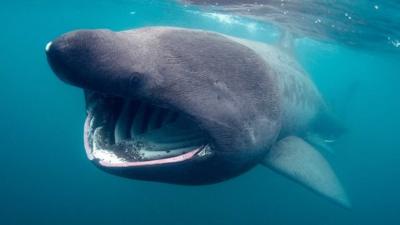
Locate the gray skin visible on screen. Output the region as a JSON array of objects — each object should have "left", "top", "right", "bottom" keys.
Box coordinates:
[{"left": 46, "top": 27, "right": 348, "bottom": 206}]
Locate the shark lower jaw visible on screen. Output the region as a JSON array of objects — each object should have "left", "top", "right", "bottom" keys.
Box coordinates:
[{"left": 83, "top": 91, "right": 213, "bottom": 168}]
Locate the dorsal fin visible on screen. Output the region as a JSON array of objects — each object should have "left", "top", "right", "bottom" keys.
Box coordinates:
[{"left": 277, "top": 29, "right": 296, "bottom": 53}]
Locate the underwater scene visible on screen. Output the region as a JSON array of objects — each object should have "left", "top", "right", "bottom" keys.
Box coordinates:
[{"left": 1, "top": 0, "right": 400, "bottom": 224}]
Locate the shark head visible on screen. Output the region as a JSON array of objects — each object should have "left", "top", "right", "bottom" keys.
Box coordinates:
[{"left": 46, "top": 27, "right": 281, "bottom": 184}]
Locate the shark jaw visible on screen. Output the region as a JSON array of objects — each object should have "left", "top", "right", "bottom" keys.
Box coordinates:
[{"left": 83, "top": 91, "right": 213, "bottom": 168}]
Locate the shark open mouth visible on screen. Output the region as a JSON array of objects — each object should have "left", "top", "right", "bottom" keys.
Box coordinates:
[{"left": 84, "top": 91, "right": 212, "bottom": 168}]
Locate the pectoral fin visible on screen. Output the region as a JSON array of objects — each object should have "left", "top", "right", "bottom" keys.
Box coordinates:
[{"left": 261, "top": 136, "right": 350, "bottom": 208}]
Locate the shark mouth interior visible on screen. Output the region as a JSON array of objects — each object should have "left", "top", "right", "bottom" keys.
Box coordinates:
[{"left": 84, "top": 91, "right": 211, "bottom": 167}]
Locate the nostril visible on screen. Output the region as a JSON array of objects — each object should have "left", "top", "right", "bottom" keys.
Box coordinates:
[{"left": 45, "top": 41, "right": 52, "bottom": 52}]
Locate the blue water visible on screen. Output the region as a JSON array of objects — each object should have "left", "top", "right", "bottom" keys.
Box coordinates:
[{"left": 1, "top": 1, "right": 400, "bottom": 224}]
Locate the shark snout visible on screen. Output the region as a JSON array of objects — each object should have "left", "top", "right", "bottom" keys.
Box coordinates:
[
  {"left": 45, "top": 29, "right": 135, "bottom": 94},
  {"left": 45, "top": 41, "right": 52, "bottom": 52}
]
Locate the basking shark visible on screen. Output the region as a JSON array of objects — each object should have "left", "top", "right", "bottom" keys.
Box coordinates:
[{"left": 45, "top": 27, "right": 350, "bottom": 208}]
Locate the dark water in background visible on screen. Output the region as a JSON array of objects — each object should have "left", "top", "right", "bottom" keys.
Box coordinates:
[{"left": 1, "top": 1, "right": 399, "bottom": 224}]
